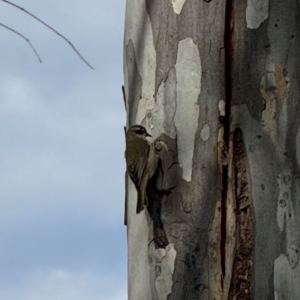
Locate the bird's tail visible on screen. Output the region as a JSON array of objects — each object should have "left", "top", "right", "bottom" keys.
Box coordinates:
[{"left": 136, "top": 187, "right": 147, "bottom": 214}]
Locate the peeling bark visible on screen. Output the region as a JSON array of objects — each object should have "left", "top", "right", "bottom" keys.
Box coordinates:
[
  {"left": 124, "top": 0, "right": 300, "bottom": 299},
  {"left": 228, "top": 128, "right": 255, "bottom": 299}
]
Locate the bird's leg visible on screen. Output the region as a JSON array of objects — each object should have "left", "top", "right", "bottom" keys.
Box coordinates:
[{"left": 148, "top": 226, "right": 169, "bottom": 249}]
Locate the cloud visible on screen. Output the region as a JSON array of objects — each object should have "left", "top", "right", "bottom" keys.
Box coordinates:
[{"left": 0, "top": 268, "right": 127, "bottom": 300}]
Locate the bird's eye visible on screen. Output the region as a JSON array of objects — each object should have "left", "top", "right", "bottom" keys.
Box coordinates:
[{"left": 136, "top": 127, "right": 145, "bottom": 134}]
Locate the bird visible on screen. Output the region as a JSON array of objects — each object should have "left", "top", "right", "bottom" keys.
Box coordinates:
[{"left": 125, "top": 124, "right": 158, "bottom": 213}]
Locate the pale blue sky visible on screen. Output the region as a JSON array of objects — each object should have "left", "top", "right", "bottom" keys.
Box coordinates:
[{"left": 0, "top": 1, "right": 127, "bottom": 299}]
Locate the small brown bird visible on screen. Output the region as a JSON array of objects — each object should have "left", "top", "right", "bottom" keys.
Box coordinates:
[{"left": 125, "top": 124, "right": 158, "bottom": 213}]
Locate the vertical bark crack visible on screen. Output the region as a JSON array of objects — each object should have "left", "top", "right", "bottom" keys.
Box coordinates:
[
  {"left": 221, "top": 0, "right": 234, "bottom": 288},
  {"left": 228, "top": 128, "right": 254, "bottom": 299}
]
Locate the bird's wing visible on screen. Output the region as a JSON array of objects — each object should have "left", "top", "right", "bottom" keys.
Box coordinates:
[{"left": 127, "top": 141, "right": 150, "bottom": 190}]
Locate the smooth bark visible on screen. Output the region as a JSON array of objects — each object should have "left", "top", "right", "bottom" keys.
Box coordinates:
[{"left": 123, "top": 0, "right": 300, "bottom": 299}]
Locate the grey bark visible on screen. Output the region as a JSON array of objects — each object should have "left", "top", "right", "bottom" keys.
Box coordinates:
[{"left": 123, "top": 0, "right": 300, "bottom": 299}]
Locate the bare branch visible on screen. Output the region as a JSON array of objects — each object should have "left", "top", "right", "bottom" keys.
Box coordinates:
[
  {"left": 1, "top": 0, "right": 94, "bottom": 70},
  {"left": 122, "top": 85, "right": 127, "bottom": 111},
  {"left": 0, "top": 23, "right": 42, "bottom": 63}
]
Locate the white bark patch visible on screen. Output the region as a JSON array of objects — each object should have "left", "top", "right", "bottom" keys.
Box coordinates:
[
  {"left": 200, "top": 123, "right": 210, "bottom": 142},
  {"left": 127, "top": 182, "right": 152, "bottom": 300},
  {"left": 277, "top": 169, "right": 300, "bottom": 269},
  {"left": 149, "top": 244, "right": 176, "bottom": 300},
  {"left": 274, "top": 254, "right": 300, "bottom": 300},
  {"left": 149, "top": 68, "right": 177, "bottom": 139},
  {"left": 246, "top": 0, "right": 269, "bottom": 29},
  {"left": 171, "top": 0, "right": 186, "bottom": 14},
  {"left": 218, "top": 99, "right": 225, "bottom": 116},
  {"left": 175, "top": 38, "right": 201, "bottom": 181},
  {"left": 136, "top": 97, "right": 156, "bottom": 126},
  {"left": 124, "top": 0, "right": 156, "bottom": 124}
]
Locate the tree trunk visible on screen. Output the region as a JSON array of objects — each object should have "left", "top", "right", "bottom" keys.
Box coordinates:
[{"left": 123, "top": 0, "right": 300, "bottom": 299}]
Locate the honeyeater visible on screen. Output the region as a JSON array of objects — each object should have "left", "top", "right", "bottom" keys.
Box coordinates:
[{"left": 125, "top": 125, "right": 158, "bottom": 213}]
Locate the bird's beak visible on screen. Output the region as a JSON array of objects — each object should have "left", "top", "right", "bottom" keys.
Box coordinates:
[{"left": 146, "top": 132, "right": 152, "bottom": 137}]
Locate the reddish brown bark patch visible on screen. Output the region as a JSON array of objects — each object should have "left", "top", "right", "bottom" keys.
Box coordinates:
[{"left": 228, "top": 128, "right": 255, "bottom": 299}]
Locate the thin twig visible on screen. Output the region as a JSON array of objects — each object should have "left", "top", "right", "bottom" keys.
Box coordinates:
[
  {"left": 1, "top": 0, "right": 94, "bottom": 70},
  {"left": 0, "top": 23, "right": 42, "bottom": 63}
]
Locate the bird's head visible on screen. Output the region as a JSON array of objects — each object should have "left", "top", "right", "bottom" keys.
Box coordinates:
[{"left": 127, "top": 125, "right": 152, "bottom": 138}]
